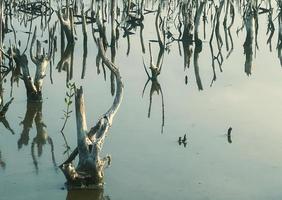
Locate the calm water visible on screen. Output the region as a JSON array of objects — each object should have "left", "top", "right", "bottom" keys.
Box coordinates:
[{"left": 1, "top": 0, "right": 282, "bottom": 199}]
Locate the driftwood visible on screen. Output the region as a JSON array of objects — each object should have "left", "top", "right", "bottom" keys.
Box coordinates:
[
  {"left": 13, "top": 24, "right": 55, "bottom": 102},
  {"left": 60, "top": 38, "right": 123, "bottom": 188}
]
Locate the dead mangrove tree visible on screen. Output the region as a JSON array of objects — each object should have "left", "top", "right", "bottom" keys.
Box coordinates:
[{"left": 60, "top": 39, "right": 123, "bottom": 188}]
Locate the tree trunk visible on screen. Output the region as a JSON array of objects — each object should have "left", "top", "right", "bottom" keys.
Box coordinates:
[{"left": 60, "top": 38, "right": 123, "bottom": 189}]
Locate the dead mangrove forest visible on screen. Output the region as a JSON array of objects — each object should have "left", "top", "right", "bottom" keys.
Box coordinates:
[{"left": 1, "top": 0, "right": 282, "bottom": 199}]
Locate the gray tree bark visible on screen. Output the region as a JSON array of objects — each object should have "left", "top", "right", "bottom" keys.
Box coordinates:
[{"left": 60, "top": 38, "right": 123, "bottom": 189}]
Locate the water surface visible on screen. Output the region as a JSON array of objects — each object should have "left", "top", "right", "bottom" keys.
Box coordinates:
[{"left": 1, "top": 0, "right": 282, "bottom": 199}]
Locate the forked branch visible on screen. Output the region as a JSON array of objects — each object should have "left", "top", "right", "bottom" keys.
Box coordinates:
[{"left": 60, "top": 38, "right": 123, "bottom": 188}]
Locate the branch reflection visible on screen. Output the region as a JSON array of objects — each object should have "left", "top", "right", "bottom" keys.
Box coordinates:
[
  {"left": 142, "top": 42, "right": 165, "bottom": 133},
  {"left": 66, "top": 189, "right": 110, "bottom": 200},
  {"left": 18, "top": 102, "right": 57, "bottom": 173},
  {"left": 57, "top": 43, "right": 75, "bottom": 83},
  {"left": 243, "top": 3, "right": 255, "bottom": 76},
  {"left": 0, "top": 150, "right": 6, "bottom": 170}
]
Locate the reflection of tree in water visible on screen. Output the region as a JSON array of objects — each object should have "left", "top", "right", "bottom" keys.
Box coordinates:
[
  {"left": 0, "top": 150, "right": 6, "bottom": 170},
  {"left": 142, "top": 4, "right": 165, "bottom": 133},
  {"left": 18, "top": 102, "right": 57, "bottom": 173},
  {"left": 57, "top": 43, "right": 75, "bottom": 83},
  {"left": 142, "top": 42, "right": 165, "bottom": 133},
  {"left": 0, "top": 67, "right": 15, "bottom": 135},
  {"left": 179, "top": 1, "right": 206, "bottom": 89},
  {"left": 243, "top": 2, "right": 256, "bottom": 76},
  {"left": 66, "top": 189, "right": 110, "bottom": 200},
  {"left": 56, "top": 2, "right": 75, "bottom": 82},
  {"left": 0, "top": 38, "right": 14, "bottom": 169},
  {"left": 0, "top": 114, "right": 15, "bottom": 135},
  {"left": 277, "top": 3, "right": 282, "bottom": 65},
  {"left": 3, "top": 0, "right": 282, "bottom": 92},
  {"left": 0, "top": 97, "right": 14, "bottom": 135}
]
